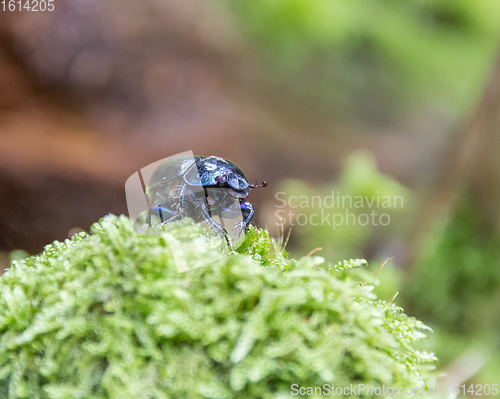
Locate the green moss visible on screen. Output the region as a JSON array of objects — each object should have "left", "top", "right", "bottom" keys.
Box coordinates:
[{"left": 0, "top": 215, "right": 436, "bottom": 398}]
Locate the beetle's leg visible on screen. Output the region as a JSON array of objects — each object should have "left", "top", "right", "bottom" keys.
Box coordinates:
[
  {"left": 163, "top": 208, "right": 185, "bottom": 224},
  {"left": 232, "top": 201, "right": 254, "bottom": 240},
  {"left": 148, "top": 184, "right": 189, "bottom": 226},
  {"left": 194, "top": 196, "right": 230, "bottom": 244},
  {"left": 166, "top": 184, "right": 188, "bottom": 221},
  {"left": 241, "top": 201, "right": 254, "bottom": 227},
  {"left": 148, "top": 205, "right": 172, "bottom": 224},
  {"left": 148, "top": 205, "right": 184, "bottom": 225}
]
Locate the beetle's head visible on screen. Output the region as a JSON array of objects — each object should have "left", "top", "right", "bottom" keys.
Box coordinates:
[
  {"left": 216, "top": 173, "right": 247, "bottom": 198},
  {"left": 216, "top": 174, "right": 267, "bottom": 198}
]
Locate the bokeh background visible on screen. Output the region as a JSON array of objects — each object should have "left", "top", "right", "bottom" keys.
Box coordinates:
[{"left": 1, "top": 0, "right": 500, "bottom": 394}]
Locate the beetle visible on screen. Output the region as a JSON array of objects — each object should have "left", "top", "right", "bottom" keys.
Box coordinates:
[{"left": 146, "top": 155, "right": 266, "bottom": 241}]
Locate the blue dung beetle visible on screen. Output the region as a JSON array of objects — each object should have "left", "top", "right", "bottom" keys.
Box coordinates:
[{"left": 146, "top": 155, "right": 267, "bottom": 241}]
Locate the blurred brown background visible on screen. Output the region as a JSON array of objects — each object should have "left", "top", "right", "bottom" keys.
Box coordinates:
[{"left": 0, "top": 0, "right": 354, "bottom": 254}]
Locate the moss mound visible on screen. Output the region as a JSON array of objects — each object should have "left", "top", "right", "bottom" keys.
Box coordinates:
[{"left": 0, "top": 215, "right": 436, "bottom": 398}]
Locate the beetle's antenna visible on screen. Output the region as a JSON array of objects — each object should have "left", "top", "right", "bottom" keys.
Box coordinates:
[{"left": 249, "top": 181, "right": 268, "bottom": 188}]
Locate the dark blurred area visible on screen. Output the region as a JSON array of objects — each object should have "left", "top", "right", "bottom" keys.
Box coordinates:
[
  {"left": 2, "top": 0, "right": 500, "bottom": 393},
  {"left": 0, "top": 0, "right": 270, "bottom": 253}
]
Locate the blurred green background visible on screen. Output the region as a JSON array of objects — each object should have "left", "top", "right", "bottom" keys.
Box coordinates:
[{"left": 1, "top": 0, "right": 500, "bottom": 395}]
